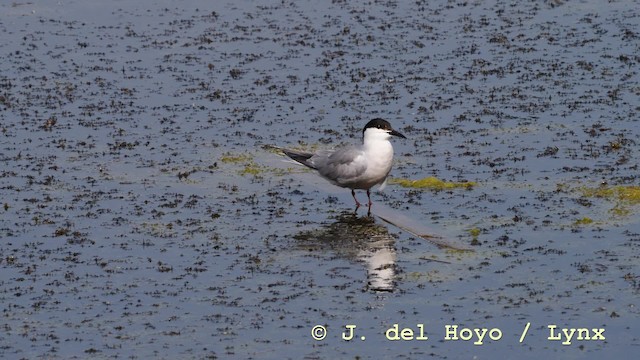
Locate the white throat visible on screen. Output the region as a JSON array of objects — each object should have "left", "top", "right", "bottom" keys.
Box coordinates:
[
  {"left": 363, "top": 127, "right": 392, "bottom": 145},
  {"left": 363, "top": 128, "right": 394, "bottom": 162}
]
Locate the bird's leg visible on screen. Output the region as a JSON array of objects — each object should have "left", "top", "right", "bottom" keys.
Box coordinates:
[
  {"left": 351, "top": 189, "right": 362, "bottom": 208},
  {"left": 365, "top": 189, "right": 373, "bottom": 216}
]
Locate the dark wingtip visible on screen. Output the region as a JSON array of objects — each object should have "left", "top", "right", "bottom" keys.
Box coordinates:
[{"left": 282, "top": 149, "right": 317, "bottom": 169}]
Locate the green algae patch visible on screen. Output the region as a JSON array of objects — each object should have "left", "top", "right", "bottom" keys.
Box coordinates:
[
  {"left": 467, "top": 227, "right": 482, "bottom": 246},
  {"left": 239, "top": 163, "right": 262, "bottom": 176},
  {"left": 219, "top": 152, "right": 253, "bottom": 164},
  {"left": 219, "top": 152, "right": 267, "bottom": 177},
  {"left": 580, "top": 185, "right": 640, "bottom": 205},
  {"left": 574, "top": 217, "right": 594, "bottom": 225},
  {"left": 577, "top": 185, "right": 640, "bottom": 219},
  {"left": 390, "top": 176, "right": 476, "bottom": 190},
  {"left": 468, "top": 227, "right": 481, "bottom": 237},
  {"left": 218, "top": 151, "right": 291, "bottom": 177},
  {"left": 610, "top": 205, "right": 631, "bottom": 217}
]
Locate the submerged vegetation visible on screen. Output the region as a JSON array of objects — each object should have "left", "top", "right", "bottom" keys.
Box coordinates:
[
  {"left": 573, "top": 217, "right": 594, "bottom": 225},
  {"left": 579, "top": 185, "right": 640, "bottom": 217},
  {"left": 390, "top": 176, "right": 476, "bottom": 190},
  {"left": 220, "top": 151, "right": 299, "bottom": 177},
  {"left": 468, "top": 227, "right": 482, "bottom": 246},
  {"left": 219, "top": 152, "right": 253, "bottom": 164},
  {"left": 580, "top": 185, "right": 640, "bottom": 205}
]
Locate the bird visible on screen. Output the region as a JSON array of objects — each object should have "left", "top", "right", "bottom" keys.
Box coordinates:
[{"left": 281, "top": 118, "right": 406, "bottom": 209}]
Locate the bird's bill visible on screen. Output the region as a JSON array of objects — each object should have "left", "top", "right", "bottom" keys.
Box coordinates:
[{"left": 390, "top": 129, "right": 406, "bottom": 139}]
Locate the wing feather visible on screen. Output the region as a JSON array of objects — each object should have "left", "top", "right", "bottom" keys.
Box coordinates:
[{"left": 311, "top": 146, "right": 367, "bottom": 186}]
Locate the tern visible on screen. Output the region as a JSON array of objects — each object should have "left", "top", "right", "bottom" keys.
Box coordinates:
[{"left": 282, "top": 118, "right": 406, "bottom": 208}]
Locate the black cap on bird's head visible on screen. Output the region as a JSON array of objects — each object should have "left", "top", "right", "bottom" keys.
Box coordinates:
[{"left": 363, "top": 118, "right": 406, "bottom": 139}]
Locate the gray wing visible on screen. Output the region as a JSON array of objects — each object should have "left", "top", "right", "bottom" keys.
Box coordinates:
[{"left": 310, "top": 146, "right": 367, "bottom": 185}]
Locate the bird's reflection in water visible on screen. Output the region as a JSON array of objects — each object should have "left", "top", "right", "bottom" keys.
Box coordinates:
[{"left": 293, "top": 211, "right": 397, "bottom": 292}]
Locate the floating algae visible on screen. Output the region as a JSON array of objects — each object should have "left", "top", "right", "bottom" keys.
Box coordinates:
[
  {"left": 390, "top": 176, "right": 476, "bottom": 190},
  {"left": 578, "top": 185, "right": 640, "bottom": 218},
  {"left": 580, "top": 185, "right": 640, "bottom": 205},
  {"left": 573, "top": 217, "right": 594, "bottom": 225},
  {"left": 219, "top": 152, "right": 253, "bottom": 164},
  {"left": 220, "top": 151, "right": 295, "bottom": 177}
]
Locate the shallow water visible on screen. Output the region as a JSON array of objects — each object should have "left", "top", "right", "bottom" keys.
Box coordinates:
[{"left": 1, "top": 0, "right": 638, "bottom": 358}]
